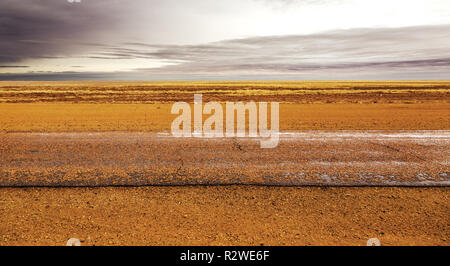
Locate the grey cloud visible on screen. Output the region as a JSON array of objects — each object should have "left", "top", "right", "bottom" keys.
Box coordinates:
[
  {"left": 1, "top": 0, "right": 449, "bottom": 80},
  {"left": 0, "top": 65, "right": 29, "bottom": 68},
  {"left": 101, "top": 25, "right": 450, "bottom": 76},
  {"left": 0, "top": 0, "right": 250, "bottom": 66},
  {"left": 0, "top": 0, "right": 123, "bottom": 63},
  {"left": 3, "top": 24, "right": 450, "bottom": 80}
]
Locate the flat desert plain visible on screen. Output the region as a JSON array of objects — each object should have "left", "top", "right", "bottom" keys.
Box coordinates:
[{"left": 0, "top": 81, "right": 448, "bottom": 245}]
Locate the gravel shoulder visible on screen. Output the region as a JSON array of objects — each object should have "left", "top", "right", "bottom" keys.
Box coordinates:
[{"left": 0, "top": 186, "right": 448, "bottom": 246}]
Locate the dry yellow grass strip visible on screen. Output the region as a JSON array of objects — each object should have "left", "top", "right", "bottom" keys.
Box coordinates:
[{"left": 0, "top": 81, "right": 448, "bottom": 104}]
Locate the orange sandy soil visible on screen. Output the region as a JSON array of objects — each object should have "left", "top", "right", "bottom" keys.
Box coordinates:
[
  {"left": 0, "top": 186, "right": 448, "bottom": 246},
  {"left": 0, "top": 103, "right": 448, "bottom": 131},
  {"left": 0, "top": 81, "right": 448, "bottom": 245}
]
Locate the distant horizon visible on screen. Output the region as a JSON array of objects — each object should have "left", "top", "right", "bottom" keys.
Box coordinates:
[{"left": 1, "top": 79, "right": 450, "bottom": 82}]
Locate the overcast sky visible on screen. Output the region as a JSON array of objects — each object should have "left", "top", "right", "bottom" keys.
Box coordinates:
[{"left": 0, "top": 0, "right": 449, "bottom": 80}]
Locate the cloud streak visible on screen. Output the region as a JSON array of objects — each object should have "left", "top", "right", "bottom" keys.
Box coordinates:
[{"left": 100, "top": 25, "right": 450, "bottom": 78}]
